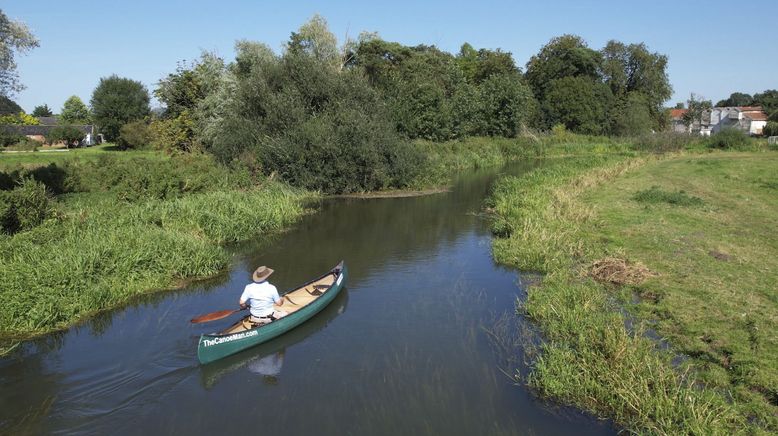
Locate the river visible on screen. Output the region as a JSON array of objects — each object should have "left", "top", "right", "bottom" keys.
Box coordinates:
[{"left": 0, "top": 163, "right": 614, "bottom": 435}]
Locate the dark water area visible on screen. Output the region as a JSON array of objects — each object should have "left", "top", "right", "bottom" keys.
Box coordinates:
[{"left": 0, "top": 162, "right": 615, "bottom": 435}]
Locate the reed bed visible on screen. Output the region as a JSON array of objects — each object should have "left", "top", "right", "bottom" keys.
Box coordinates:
[{"left": 0, "top": 181, "right": 314, "bottom": 340}]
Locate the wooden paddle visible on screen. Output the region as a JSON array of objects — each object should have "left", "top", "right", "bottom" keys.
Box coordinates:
[{"left": 190, "top": 307, "right": 246, "bottom": 323}]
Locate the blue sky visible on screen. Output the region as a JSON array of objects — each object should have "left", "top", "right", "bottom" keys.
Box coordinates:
[{"left": 5, "top": 0, "right": 777, "bottom": 112}]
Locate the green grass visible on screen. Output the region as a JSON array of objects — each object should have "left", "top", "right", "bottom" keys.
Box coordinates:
[
  {"left": 489, "top": 151, "right": 778, "bottom": 433},
  {"left": 582, "top": 153, "right": 778, "bottom": 429},
  {"left": 0, "top": 181, "right": 314, "bottom": 350},
  {"left": 0, "top": 143, "right": 162, "bottom": 168},
  {"left": 632, "top": 186, "right": 705, "bottom": 206}
]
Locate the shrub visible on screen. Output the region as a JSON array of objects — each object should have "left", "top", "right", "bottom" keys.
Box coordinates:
[
  {"left": 0, "top": 129, "right": 25, "bottom": 147},
  {"left": 0, "top": 112, "right": 40, "bottom": 125},
  {"left": 0, "top": 178, "right": 51, "bottom": 234},
  {"left": 706, "top": 128, "right": 749, "bottom": 149},
  {"left": 630, "top": 131, "right": 702, "bottom": 152},
  {"left": 149, "top": 112, "right": 197, "bottom": 153},
  {"left": 46, "top": 125, "right": 85, "bottom": 147},
  {"left": 763, "top": 121, "right": 778, "bottom": 137},
  {"left": 3, "top": 137, "right": 39, "bottom": 151},
  {"left": 633, "top": 186, "right": 704, "bottom": 206},
  {"left": 117, "top": 120, "right": 152, "bottom": 150}
]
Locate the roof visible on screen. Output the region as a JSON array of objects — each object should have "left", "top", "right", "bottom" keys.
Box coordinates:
[
  {"left": 2, "top": 124, "right": 93, "bottom": 136},
  {"left": 37, "top": 116, "right": 59, "bottom": 125},
  {"left": 670, "top": 109, "right": 687, "bottom": 119},
  {"left": 745, "top": 112, "right": 768, "bottom": 121},
  {"left": 737, "top": 106, "right": 764, "bottom": 112}
]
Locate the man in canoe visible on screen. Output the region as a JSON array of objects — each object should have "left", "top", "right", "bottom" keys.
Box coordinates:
[{"left": 239, "top": 266, "right": 287, "bottom": 325}]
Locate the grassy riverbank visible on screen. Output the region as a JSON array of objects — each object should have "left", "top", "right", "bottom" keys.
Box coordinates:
[
  {"left": 0, "top": 148, "right": 315, "bottom": 352},
  {"left": 489, "top": 151, "right": 778, "bottom": 433}
]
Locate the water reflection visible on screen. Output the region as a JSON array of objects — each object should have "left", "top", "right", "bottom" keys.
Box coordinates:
[{"left": 200, "top": 288, "right": 348, "bottom": 389}]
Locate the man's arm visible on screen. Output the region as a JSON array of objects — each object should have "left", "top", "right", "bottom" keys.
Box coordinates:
[{"left": 272, "top": 287, "right": 284, "bottom": 306}]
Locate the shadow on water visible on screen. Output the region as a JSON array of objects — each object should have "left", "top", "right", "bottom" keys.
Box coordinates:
[{"left": 0, "top": 161, "right": 616, "bottom": 435}]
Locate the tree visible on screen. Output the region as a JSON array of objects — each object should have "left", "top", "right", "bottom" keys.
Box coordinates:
[
  {"left": 715, "top": 92, "right": 753, "bottom": 107},
  {"left": 60, "top": 96, "right": 89, "bottom": 123},
  {"left": 208, "top": 33, "right": 423, "bottom": 193},
  {"left": 542, "top": 76, "right": 614, "bottom": 135},
  {"left": 473, "top": 73, "right": 537, "bottom": 137},
  {"left": 753, "top": 89, "right": 778, "bottom": 115},
  {"left": 0, "top": 10, "right": 39, "bottom": 97},
  {"left": 46, "top": 125, "right": 84, "bottom": 147},
  {"left": 31, "top": 104, "right": 53, "bottom": 117},
  {"left": 674, "top": 102, "right": 685, "bottom": 109},
  {"left": 682, "top": 93, "right": 712, "bottom": 129},
  {"left": 90, "top": 75, "right": 150, "bottom": 141},
  {"left": 612, "top": 92, "right": 653, "bottom": 136},
  {"left": 763, "top": 121, "right": 778, "bottom": 137},
  {"left": 0, "top": 95, "right": 22, "bottom": 114},
  {"left": 287, "top": 14, "right": 341, "bottom": 70},
  {"left": 600, "top": 40, "right": 672, "bottom": 129},
  {"left": 525, "top": 34, "right": 602, "bottom": 101},
  {"left": 456, "top": 43, "right": 519, "bottom": 84}
]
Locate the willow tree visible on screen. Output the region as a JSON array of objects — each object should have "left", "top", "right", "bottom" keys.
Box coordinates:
[{"left": 0, "top": 10, "right": 39, "bottom": 97}]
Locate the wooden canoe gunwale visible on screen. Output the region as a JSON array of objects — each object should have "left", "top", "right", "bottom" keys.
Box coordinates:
[{"left": 196, "top": 261, "right": 346, "bottom": 364}]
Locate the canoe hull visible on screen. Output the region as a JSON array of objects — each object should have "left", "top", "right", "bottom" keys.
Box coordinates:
[{"left": 197, "top": 261, "right": 347, "bottom": 364}]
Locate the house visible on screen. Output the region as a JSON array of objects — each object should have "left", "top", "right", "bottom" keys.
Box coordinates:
[
  {"left": 670, "top": 109, "right": 689, "bottom": 133},
  {"left": 2, "top": 116, "right": 97, "bottom": 146},
  {"left": 709, "top": 106, "right": 768, "bottom": 136},
  {"left": 670, "top": 106, "right": 769, "bottom": 136},
  {"left": 670, "top": 108, "right": 712, "bottom": 136}
]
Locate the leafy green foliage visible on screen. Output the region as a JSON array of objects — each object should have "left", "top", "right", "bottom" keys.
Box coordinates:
[
  {"left": 633, "top": 186, "right": 704, "bottom": 206},
  {"left": 764, "top": 121, "right": 778, "bottom": 137},
  {"left": 117, "top": 120, "right": 151, "bottom": 150},
  {"left": 715, "top": 92, "right": 754, "bottom": 107},
  {"left": 59, "top": 95, "right": 89, "bottom": 123},
  {"left": 601, "top": 41, "right": 672, "bottom": 129},
  {"left": 473, "top": 73, "right": 537, "bottom": 137},
  {"left": 542, "top": 77, "right": 614, "bottom": 135},
  {"left": 611, "top": 92, "right": 653, "bottom": 136},
  {"left": 682, "top": 93, "right": 712, "bottom": 128},
  {"left": 455, "top": 43, "right": 520, "bottom": 84},
  {"left": 45, "top": 125, "right": 84, "bottom": 147},
  {"left": 0, "top": 95, "right": 22, "bottom": 114},
  {"left": 0, "top": 128, "right": 23, "bottom": 147},
  {"left": 0, "top": 178, "right": 50, "bottom": 234},
  {"left": 525, "top": 34, "right": 602, "bottom": 101},
  {"left": 31, "top": 104, "right": 52, "bottom": 117},
  {"left": 209, "top": 29, "right": 425, "bottom": 193},
  {"left": 707, "top": 128, "right": 749, "bottom": 149},
  {"left": 0, "top": 10, "right": 39, "bottom": 97},
  {"left": 0, "top": 111, "right": 39, "bottom": 125},
  {"left": 753, "top": 89, "right": 778, "bottom": 115},
  {"left": 90, "top": 75, "right": 150, "bottom": 141}
]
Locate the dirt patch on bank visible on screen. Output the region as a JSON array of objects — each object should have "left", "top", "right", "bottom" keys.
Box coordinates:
[{"left": 589, "top": 257, "right": 656, "bottom": 286}]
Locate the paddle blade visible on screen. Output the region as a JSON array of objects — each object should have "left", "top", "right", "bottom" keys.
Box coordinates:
[{"left": 190, "top": 309, "right": 239, "bottom": 324}]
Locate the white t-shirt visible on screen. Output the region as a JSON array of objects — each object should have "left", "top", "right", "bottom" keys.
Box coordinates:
[{"left": 240, "top": 281, "right": 281, "bottom": 317}]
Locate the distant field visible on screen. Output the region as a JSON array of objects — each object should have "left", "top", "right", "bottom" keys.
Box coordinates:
[{"left": 0, "top": 143, "right": 163, "bottom": 168}]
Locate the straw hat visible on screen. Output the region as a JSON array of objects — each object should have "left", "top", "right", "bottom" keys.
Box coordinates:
[{"left": 252, "top": 266, "right": 274, "bottom": 282}]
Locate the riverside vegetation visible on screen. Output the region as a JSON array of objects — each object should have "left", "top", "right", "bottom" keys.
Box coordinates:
[
  {"left": 4, "top": 12, "right": 778, "bottom": 434},
  {"left": 0, "top": 146, "right": 314, "bottom": 353},
  {"left": 489, "top": 142, "right": 778, "bottom": 433}
]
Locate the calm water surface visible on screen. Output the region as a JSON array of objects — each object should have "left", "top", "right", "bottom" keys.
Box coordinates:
[{"left": 0, "top": 163, "right": 615, "bottom": 435}]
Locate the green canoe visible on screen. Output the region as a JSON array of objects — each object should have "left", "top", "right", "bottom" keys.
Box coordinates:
[{"left": 197, "top": 261, "right": 347, "bottom": 364}]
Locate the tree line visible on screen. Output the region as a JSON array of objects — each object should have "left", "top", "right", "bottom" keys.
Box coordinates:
[{"left": 6, "top": 14, "right": 756, "bottom": 193}]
